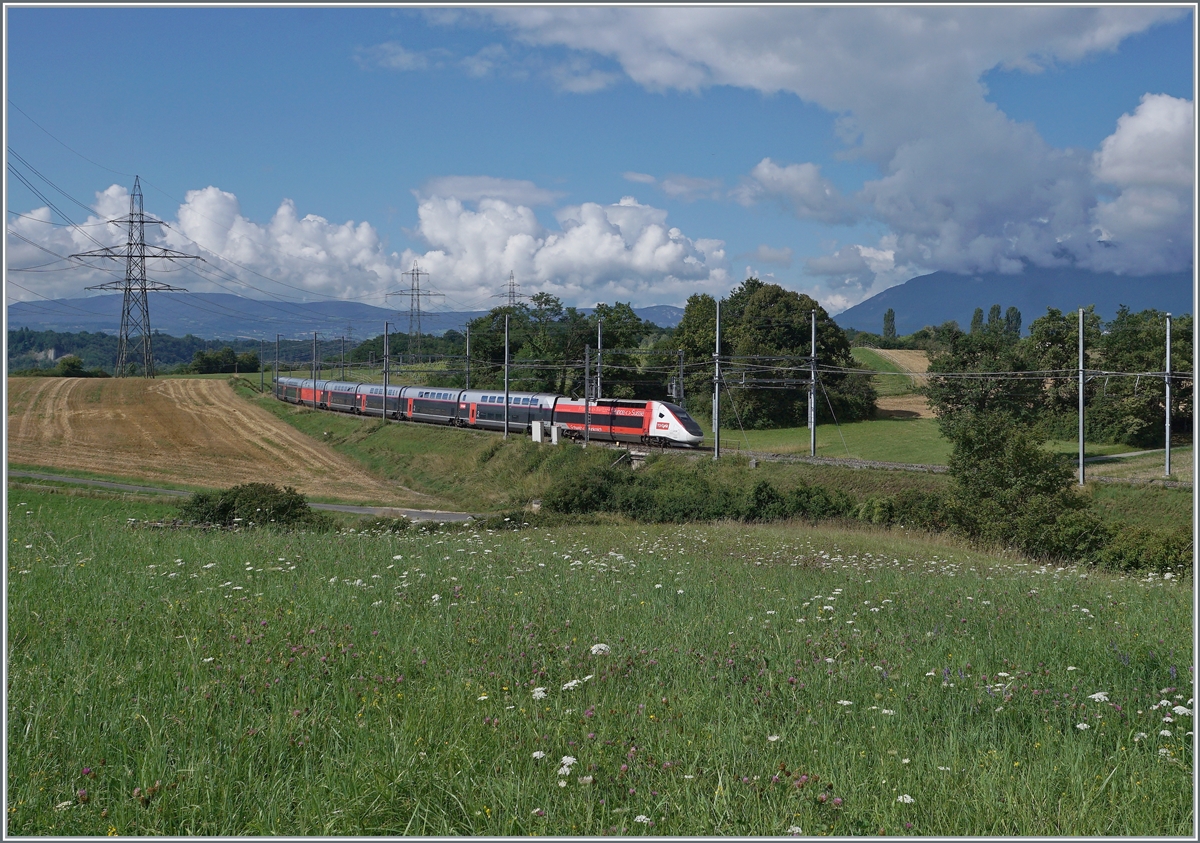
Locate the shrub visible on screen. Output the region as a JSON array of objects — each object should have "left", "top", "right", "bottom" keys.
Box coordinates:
[
  {"left": 542, "top": 466, "right": 629, "bottom": 515},
  {"left": 178, "top": 483, "right": 333, "bottom": 531},
  {"left": 1092, "top": 525, "right": 1193, "bottom": 574},
  {"left": 787, "top": 483, "right": 855, "bottom": 521},
  {"left": 745, "top": 481, "right": 791, "bottom": 523},
  {"left": 891, "top": 489, "right": 950, "bottom": 532}
]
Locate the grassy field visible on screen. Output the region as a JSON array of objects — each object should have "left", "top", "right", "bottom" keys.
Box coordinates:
[
  {"left": 850, "top": 349, "right": 916, "bottom": 397},
  {"left": 7, "top": 486, "right": 1192, "bottom": 836},
  {"left": 710, "top": 417, "right": 953, "bottom": 465},
  {"left": 1084, "top": 446, "right": 1194, "bottom": 484}
]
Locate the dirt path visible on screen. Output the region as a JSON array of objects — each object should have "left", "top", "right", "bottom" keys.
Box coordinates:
[{"left": 7, "top": 377, "right": 433, "bottom": 506}]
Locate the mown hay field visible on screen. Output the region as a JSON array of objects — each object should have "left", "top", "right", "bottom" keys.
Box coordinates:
[{"left": 6, "top": 377, "right": 432, "bottom": 507}]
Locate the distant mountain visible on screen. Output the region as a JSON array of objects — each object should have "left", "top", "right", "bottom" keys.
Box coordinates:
[
  {"left": 7, "top": 294, "right": 686, "bottom": 340},
  {"left": 834, "top": 267, "right": 1194, "bottom": 336}
]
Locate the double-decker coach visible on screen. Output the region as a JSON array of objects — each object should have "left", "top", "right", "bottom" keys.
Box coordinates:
[
  {"left": 458, "top": 389, "right": 558, "bottom": 433},
  {"left": 273, "top": 377, "right": 704, "bottom": 447}
]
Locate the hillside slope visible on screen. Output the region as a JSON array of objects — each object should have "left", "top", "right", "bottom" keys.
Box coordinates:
[{"left": 6, "top": 377, "right": 437, "bottom": 507}]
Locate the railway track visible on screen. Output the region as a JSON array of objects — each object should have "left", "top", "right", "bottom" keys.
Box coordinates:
[{"left": 296, "top": 397, "right": 1190, "bottom": 487}]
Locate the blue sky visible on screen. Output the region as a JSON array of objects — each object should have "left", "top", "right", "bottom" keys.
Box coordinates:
[{"left": 5, "top": 6, "right": 1194, "bottom": 317}]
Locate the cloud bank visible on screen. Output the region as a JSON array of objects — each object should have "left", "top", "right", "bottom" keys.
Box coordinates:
[
  {"left": 7, "top": 184, "right": 729, "bottom": 309},
  {"left": 472, "top": 6, "right": 1193, "bottom": 303}
]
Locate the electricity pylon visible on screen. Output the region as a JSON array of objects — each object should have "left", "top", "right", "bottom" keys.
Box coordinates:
[
  {"left": 392, "top": 260, "right": 443, "bottom": 361},
  {"left": 496, "top": 270, "right": 527, "bottom": 308},
  {"left": 71, "top": 176, "right": 202, "bottom": 377}
]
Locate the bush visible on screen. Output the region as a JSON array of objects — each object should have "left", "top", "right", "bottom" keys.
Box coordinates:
[
  {"left": 891, "top": 489, "right": 950, "bottom": 532},
  {"left": 542, "top": 466, "right": 629, "bottom": 515},
  {"left": 787, "top": 483, "right": 855, "bottom": 521},
  {"left": 1092, "top": 525, "right": 1193, "bottom": 574},
  {"left": 178, "top": 483, "right": 333, "bottom": 531}
]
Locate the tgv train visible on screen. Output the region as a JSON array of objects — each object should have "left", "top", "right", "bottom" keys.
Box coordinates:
[{"left": 274, "top": 377, "right": 706, "bottom": 447}]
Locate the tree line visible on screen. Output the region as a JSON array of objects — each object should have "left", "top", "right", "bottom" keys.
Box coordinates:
[
  {"left": 920, "top": 304, "right": 1192, "bottom": 448},
  {"left": 369, "top": 279, "right": 877, "bottom": 426}
]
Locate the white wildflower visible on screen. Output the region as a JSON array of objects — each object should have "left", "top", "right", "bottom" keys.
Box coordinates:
[
  {"left": 767, "top": 735, "right": 780, "bottom": 742},
  {"left": 897, "top": 794, "right": 914, "bottom": 804},
  {"left": 590, "top": 643, "right": 611, "bottom": 656},
  {"left": 532, "top": 687, "right": 547, "bottom": 700},
  {"left": 634, "top": 815, "right": 651, "bottom": 824},
  {"left": 837, "top": 700, "right": 853, "bottom": 706},
  {"left": 1087, "top": 691, "right": 1109, "bottom": 702},
  {"left": 532, "top": 751, "right": 546, "bottom": 759},
  {"left": 1075, "top": 723, "right": 1090, "bottom": 730}
]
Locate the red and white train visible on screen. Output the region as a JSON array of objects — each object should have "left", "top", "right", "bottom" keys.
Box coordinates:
[{"left": 273, "top": 377, "right": 705, "bottom": 447}]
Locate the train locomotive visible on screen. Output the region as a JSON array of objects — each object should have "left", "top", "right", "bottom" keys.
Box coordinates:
[{"left": 273, "top": 376, "right": 706, "bottom": 448}]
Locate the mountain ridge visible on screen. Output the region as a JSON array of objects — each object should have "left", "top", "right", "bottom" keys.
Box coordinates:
[
  {"left": 834, "top": 266, "right": 1193, "bottom": 336},
  {"left": 7, "top": 293, "right": 687, "bottom": 339}
]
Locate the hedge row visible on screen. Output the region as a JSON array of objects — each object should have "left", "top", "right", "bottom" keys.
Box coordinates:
[{"left": 542, "top": 461, "right": 1190, "bottom": 573}]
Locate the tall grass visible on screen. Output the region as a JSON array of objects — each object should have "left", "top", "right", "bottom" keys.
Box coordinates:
[{"left": 7, "top": 488, "right": 1192, "bottom": 836}]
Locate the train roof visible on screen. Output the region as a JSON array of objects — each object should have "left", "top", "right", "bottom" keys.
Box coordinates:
[{"left": 459, "top": 388, "right": 554, "bottom": 402}]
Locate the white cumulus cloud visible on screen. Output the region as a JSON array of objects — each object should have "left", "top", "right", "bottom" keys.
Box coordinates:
[
  {"left": 733, "top": 158, "right": 855, "bottom": 224},
  {"left": 398, "top": 193, "right": 729, "bottom": 306}
]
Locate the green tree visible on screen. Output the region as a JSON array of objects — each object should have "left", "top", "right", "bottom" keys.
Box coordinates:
[
  {"left": 592, "top": 301, "right": 653, "bottom": 398},
  {"left": 923, "top": 328, "right": 1045, "bottom": 439},
  {"left": 1003, "top": 306, "right": 1022, "bottom": 339},
  {"left": 944, "top": 411, "right": 1099, "bottom": 559},
  {"left": 664, "top": 292, "right": 719, "bottom": 410},
  {"left": 1021, "top": 305, "right": 1103, "bottom": 423},
  {"left": 1085, "top": 307, "right": 1193, "bottom": 446},
  {"left": 986, "top": 304, "right": 1003, "bottom": 333},
  {"left": 970, "top": 308, "right": 984, "bottom": 334},
  {"left": 883, "top": 308, "right": 896, "bottom": 340},
  {"left": 693, "top": 279, "right": 875, "bottom": 428}
]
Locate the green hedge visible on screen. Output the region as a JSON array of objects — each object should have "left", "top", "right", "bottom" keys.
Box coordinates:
[{"left": 541, "top": 458, "right": 1189, "bottom": 572}]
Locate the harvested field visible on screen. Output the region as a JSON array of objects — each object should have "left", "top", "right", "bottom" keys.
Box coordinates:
[
  {"left": 872, "top": 348, "right": 930, "bottom": 386},
  {"left": 6, "top": 377, "right": 434, "bottom": 506},
  {"left": 874, "top": 393, "right": 935, "bottom": 419}
]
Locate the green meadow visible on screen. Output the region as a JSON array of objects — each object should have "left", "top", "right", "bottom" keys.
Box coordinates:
[{"left": 7, "top": 488, "right": 1192, "bottom": 836}]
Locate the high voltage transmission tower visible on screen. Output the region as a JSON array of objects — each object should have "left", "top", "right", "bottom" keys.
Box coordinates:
[
  {"left": 497, "top": 270, "right": 527, "bottom": 308},
  {"left": 389, "top": 260, "right": 443, "bottom": 361},
  {"left": 70, "top": 176, "right": 202, "bottom": 377}
]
